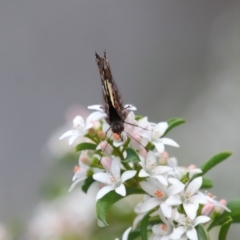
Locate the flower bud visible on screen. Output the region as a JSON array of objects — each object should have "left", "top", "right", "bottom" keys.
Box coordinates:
[
  {"left": 101, "top": 157, "right": 112, "bottom": 172},
  {"left": 201, "top": 203, "right": 214, "bottom": 216}
]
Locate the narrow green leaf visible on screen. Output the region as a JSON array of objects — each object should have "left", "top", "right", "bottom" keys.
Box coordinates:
[
  {"left": 122, "top": 148, "right": 141, "bottom": 163},
  {"left": 128, "top": 230, "right": 141, "bottom": 240},
  {"left": 163, "top": 118, "right": 185, "bottom": 136},
  {"left": 96, "top": 187, "right": 143, "bottom": 226},
  {"left": 218, "top": 216, "right": 232, "bottom": 240},
  {"left": 75, "top": 142, "right": 97, "bottom": 152},
  {"left": 196, "top": 224, "right": 210, "bottom": 240},
  {"left": 201, "top": 177, "right": 213, "bottom": 189},
  {"left": 81, "top": 176, "right": 94, "bottom": 193},
  {"left": 141, "top": 213, "right": 150, "bottom": 240},
  {"left": 200, "top": 152, "right": 232, "bottom": 175},
  {"left": 227, "top": 199, "right": 240, "bottom": 223}
]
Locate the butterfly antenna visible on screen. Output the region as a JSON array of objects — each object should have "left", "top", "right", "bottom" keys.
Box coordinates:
[
  {"left": 124, "top": 121, "right": 149, "bottom": 131},
  {"left": 123, "top": 130, "right": 148, "bottom": 152},
  {"left": 98, "top": 127, "right": 112, "bottom": 165}
]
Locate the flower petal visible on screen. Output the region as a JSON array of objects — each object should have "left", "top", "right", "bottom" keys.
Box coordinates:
[
  {"left": 122, "top": 227, "right": 132, "bottom": 240},
  {"left": 139, "top": 169, "right": 150, "bottom": 177},
  {"left": 155, "top": 122, "right": 168, "bottom": 136},
  {"left": 140, "top": 197, "right": 160, "bottom": 212},
  {"left": 121, "top": 170, "right": 137, "bottom": 182},
  {"left": 68, "top": 177, "right": 86, "bottom": 192},
  {"left": 125, "top": 104, "right": 137, "bottom": 111},
  {"left": 59, "top": 130, "right": 76, "bottom": 140},
  {"left": 115, "top": 184, "right": 126, "bottom": 196},
  {"left": 152, "top": 175, "right": 168, "bottom": 186},
  {"left": 88, "top": 105, "right": 103, "bottom": 111},
  {"left": 96, "top": 186, "right": 113, "bottom": 200},
  {"left": 161, "top": 138, "right": 179, "bottom": 147},
  {"left": 186, "top": 228, "right": 197, "bottom": 240},
  {"left": 193, "top": 216, "right": 211, "bottom": 226},
  {"left": 69, "top": 133, "right": 81, "bottom": 145},
  {"left": 186, "top": 177, "right": 202, "bottom": 195},
  {"left": 170, "top": 226, "right": 186, "bottom": 239},
  {"left": 93, "top": 172, "right": 112, "bottom": 184},
  {"left": 183, "top": 202, "right": 198, "bottom": 220},
  {"left": 140, "top": 181, "right": 157, "bottom": 196},
  {"left": 111, "top": 158, "right": 121, "bottom": 179},
  {"left": 161, "top": 202, "right": 172, "bottom": 218},
  {"left": 153, "top": 142, "right": 164, "bottom": 153},
  {"left": 165, "top": 195, "right": 182, "bottom": 206}
]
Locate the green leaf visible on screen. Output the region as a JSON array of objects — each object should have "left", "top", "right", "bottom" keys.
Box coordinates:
[
  {"left": 96, "top": 187, "right": 143, "bottom": 226},
  {"left": 196, "top": 224, "right": 210, "bottom": 240},
  {"left": 218, "top": 216, "right": 232, "bottom": 240},
  {"left": 81, "top": 176, "right": 94, "bottom": 193},
  {"left": 128, "top": 230, "right": 141, "bottom": 240},
  {"left": 227, "top": 199, "right": 240, "bottom": 223},
  {"left": 75, "top": 142, "right": 97, "bottom": 152},
  {"left": 200, "top": 152, "right": 232, "bottom": 175},
  {"left": 141, "top": 213, "right": 150, "bottom": 240},
  {"left": 122, "top": 148, "right": 141, "bottom": 163},
  {"left": 201, "top": 177, "right": 213, "bottom": 189},
  {"left": 163, "top": 118, "right": 185, "bottom": 136}
]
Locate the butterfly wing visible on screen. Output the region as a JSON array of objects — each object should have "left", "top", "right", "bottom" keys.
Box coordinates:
[{"left": 95, "top": 52, "right": 126, "bottom": 125}]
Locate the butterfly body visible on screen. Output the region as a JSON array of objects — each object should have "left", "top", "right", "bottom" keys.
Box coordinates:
[{"left": 95, "top": 51, "right": 127, "bottom": 136}]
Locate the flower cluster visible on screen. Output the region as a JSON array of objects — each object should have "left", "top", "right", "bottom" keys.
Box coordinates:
[{"left": 60, "top": 105, "right": 231, "bottom": 240}]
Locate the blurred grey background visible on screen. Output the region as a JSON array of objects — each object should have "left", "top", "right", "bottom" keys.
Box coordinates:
[{"left": 1, "top": 0, "right": 240, "bottom": 238}]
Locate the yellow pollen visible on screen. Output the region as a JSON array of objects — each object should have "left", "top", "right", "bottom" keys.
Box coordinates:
[
  {"left": 73, "top": 166, "right": 80, "bottom": 173},
  {"left": 207, "top": 192, "right": 213, "bottom": 198},
  {"left": 161, "top": 224, "right": 167, "bottom": 231},
  {"left": 110, "top": 176, "right": 115, "bottom": 183},
  {"left": 155, "top": 190, "right": 164, "bottom": 198},
  {"left": 113, "top": 133, "right": 121, "bottom": 140}
]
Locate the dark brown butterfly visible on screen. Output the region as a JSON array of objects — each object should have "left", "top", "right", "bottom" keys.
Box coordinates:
[{"left": 95, "top": 51, "right": 127, "bottom": 136}]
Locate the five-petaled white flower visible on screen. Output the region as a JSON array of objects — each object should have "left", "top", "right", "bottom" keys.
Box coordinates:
[
  {"left": 141, "top": 122, "right": 179, "bottom": 153},
  {"left": 170, "top": 213, "right": 210, "bottom": 240},
  {"left": 68, "top": 151, "right": 90, "bottom": 192},
  {"left": 59, "top": 111, "right": 106, "bottom": 145},
  {"left": 93, "top": 157, "right": 137, "bottom": 200},
  {"left": 139, "top": 151, "right": 171, "bottom": 186},
  {"left": 166, "top": 177, "right": 208, "bottom": 220},
  {"left": 139, "top": 178, "right": 184, "bottom": 218}
]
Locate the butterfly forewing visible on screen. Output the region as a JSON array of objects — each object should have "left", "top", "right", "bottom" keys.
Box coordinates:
[{"left": 95, "top": 51, "right": 127, "bottom": 135}]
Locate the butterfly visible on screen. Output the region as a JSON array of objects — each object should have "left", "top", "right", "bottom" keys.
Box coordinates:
[{"left": 95, "top": 51, "right": 127, "bottom": 137}]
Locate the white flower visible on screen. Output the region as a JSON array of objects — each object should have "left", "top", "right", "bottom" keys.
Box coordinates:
[
  {"left": 170, "top": 214, "right": 210, "bottom": 240},
  {"left": 93, "top": 157, "right": 137, "bottom": 200},
  {"left": 152, "top": 222, "right": 173, "bottom": 240},
  {"left": 139, "top": 151, "right": 171, "bottom": 186},
  {"left": 68, "top": 152, "right": 90, "bottom": 192},
  {"left": 139, "top": 178, "right": 184, "bottom": 218},
  {"left": 59, "top": 111, "right": 106, "bottom": 145},
  {"left": 167, "top": 158, "right": 202, "bottom": 180},
  {"left": 141, "top": 122, "right": 179, "bottom": 153},
  {"left": 201, "top": 193, "right": 230, "bottom": 215},
  {"left": 166, "top": 177, "right": 207, "bottom": 220}
]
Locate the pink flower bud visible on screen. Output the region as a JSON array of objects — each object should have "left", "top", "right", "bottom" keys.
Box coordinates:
[
  {"left": 101, "top": 157, "right": 112, "bottom": 172},
  {"left": 215, "top": 199, "right": 227, "bottom": 214},
  {"left": 79, "top": 151, "right": 91, "bottom": 165},
  {"left": 159, "top": 151, "right": 169, "bottom": 164},
  {"left": 188, "top": 164, "right": 196, "bottom": 170},
  {"left": 202, "top": 203, "right": 214, "bottom": 216},
  {"left": 99, "top": 141, "right": 113, "bottom": 155}
]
